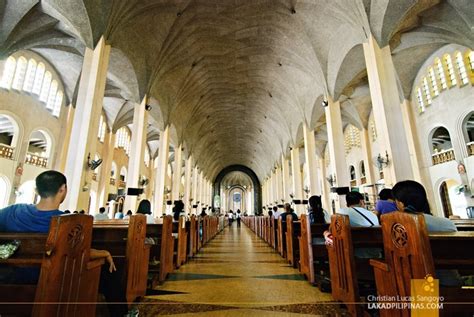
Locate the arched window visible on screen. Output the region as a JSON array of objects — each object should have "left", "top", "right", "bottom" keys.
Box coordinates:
[
  {"left": 32, "top": 63, "right": 45, "bottom": 95},
  {"left": 455, "top": 51, "right": 469, "bottom": 86},
  {"left": 39, "top": 71, "right": 52, "bottom": 102},
  {"left": 144, "top": 146, "right": 150, "bottom": 167},
  {"left": 25, "top": 130, "right": 51, "bottom": 168},
  {"left": 443, "top": 54, "right": 457, "bottom": 87},
  {"left": 428, "top": 67, "right": 439, "bottom": 97},
  {"left": 0, "top": 175, "right": 9, "bottom": 209},
  {"left": 435, "top": 58, "right": 448, "bottom": 90},
  {"left": 422, "top": 77, "right": 432, "bottom": 105},
  {"left": 46, "top": 80, "right": 58, "bottom": 111},
  {"left": 115, "top": 127, "right": 131, "bottom": 156},
  {"left": 23, "top": 59, "right": 37, "bottom": 92},
  {"left": 98, "top": 114, "right": 107, "bottom": 142},
  {"left": 468, "top": 51, "right": 474, "bottom": 71},
  {"left": 53, "top": 91, "right": 63, "bottom": 117},
  {"left": 11, "top": 56, "right": 27, "bottom": 90},
  {"left": 349, "top": 166, "right": 356, "bottom": 180},
  {"left": 0, "top": 56, "right": 16, "bottom": 89},
  {"left": 416, "top": 87, "right": 425, "bottom": 113},
  {"left": 431, "top": 127, "right": 455, "bottom": 165},
  {"left": 464, "top": 113, "right": 474, "bottom": 156},
  {"left": 344, "top": 125, "right": 361, "bottom": 153}
]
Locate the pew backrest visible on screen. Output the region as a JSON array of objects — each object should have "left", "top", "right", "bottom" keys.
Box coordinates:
[
  {"left": 34, "top": 214, "right": 101, "bottom": 317},
  {"left": 379, "top": 212, "right": 435, "bottom": 297},
  {"left": 327, "top": 214, "right": 360, "bottom": 313}
]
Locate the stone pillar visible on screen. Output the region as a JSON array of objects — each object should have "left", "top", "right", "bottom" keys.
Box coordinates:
[
  {"left": 303, "top": 124, "right": 321, "bottom": 196},
  {"left": 191, "top": 166, "right": 198, "bottom": 214},
  {"left": 281, "top": 155, "right": 290, "bottom": 203},
  {"left": 363, "top": 35, "right": 414, "bottom": 186},
  {"left": 153, "top": 125, "right": 170, "bottom": 217},
  {"left": 171, "top": 144, "right": 183, "bottom": 203},
  {"left": 360, "top": 128, "right": 377, "bottom": 204},
  {"left": 62, "top": 37, "right": 110, "bottom": 212},
  {"left": 400, "top": 99, "right": 423, "bottom": 182},
  {"left": 98, "top": 131, "right": 116, "bottom": 208},
  {"left": 276, "top": 165, "right": 283, "bottom": 204},
  {"left": 319, "top": 157, "right": 331, "bottom": 213},
  {"left": 290, "top": 147, "right": 304, "bottom": 214},
  {"left": 325, "top": 98, "right": 350, "bottom": 209},
  {"left": 54, "top": 104, "right": 75, "bottom": 173},
  {"left": 124, "top": 97, "right": 148, "bottom": 212},
  {"left": 183, "top": 155, "right": 193, "bottom": 213},
  {"left": 197, "top": 171, "right": 203, "bottom": 209}
]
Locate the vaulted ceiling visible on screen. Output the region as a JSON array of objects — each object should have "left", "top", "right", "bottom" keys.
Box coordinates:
[{"left": 1, "top": 0, "right": 472, "bottom": 182}]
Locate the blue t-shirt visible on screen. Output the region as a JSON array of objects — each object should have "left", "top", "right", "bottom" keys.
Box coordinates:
[
  {"left": 0, "top": 204, "right": 63, "bottom": 284},
  {"left": 0, "top": 204, "right": 63, "bottom": 233},
  {"left": 375, "top": 200, "right": 398, "bottom": 215}
]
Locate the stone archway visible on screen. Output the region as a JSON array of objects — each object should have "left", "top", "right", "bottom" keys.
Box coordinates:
[{"left": 213, "top": 165, "right": 261, "bottom": 215}]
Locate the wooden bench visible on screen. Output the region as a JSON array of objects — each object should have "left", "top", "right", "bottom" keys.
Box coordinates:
[
  {"left": 0, "top": 214, "right": 104, "bottom": 317},
  {"left": 285, "top": 217, "right": 301, "bottom": 267},
  {"left": 452, "top": 219, "right": 474, "bottom": 231},
  {"left": 298, "top": 215, "right": 330, "bottom": 286},
  {"left": 147, "top": 216, "right": 174, "bottom": 287},
  {"left": 277, "top": 217, "right": 287, "bottom": 258},
  {"left": 370, "top": 212, "right": 474, "bottom": 317},
  {"left": 92, "top": 215, "right": 150, "bottom": 305},
  {"left": 327, "top": 213, "right": 474, "bottom": 316}
]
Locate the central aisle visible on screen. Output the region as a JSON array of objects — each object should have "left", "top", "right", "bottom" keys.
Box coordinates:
[{"left": 139, "top": 223, "right": 341, "bottom": 316}]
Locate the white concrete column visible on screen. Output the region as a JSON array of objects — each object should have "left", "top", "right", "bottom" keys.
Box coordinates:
[
  {"left": 171, "top": 144, "right": 183, "bottom": 203},
  {"left": 360, "top": 127, "right": 377, "bottom": 202},
  {"left": 54, "top": 104, "right": 75, "bottom": 173},
  {"left": 191, "top": 166, "right": 198, "bottom": 214},
  {"left": 124, "top": 97, "right": 148, "bottom": 212},
  {"left": 303, "top": 124, "right": 321, "bottom": 196},
  {"left": 400, "top": 99, "right": 422, "bottom": 182},
  {"left": 281, "top": 155, "right": 290, "bottom": 203},
  {"left": 363, "top": 35, "right": 414, "bottom": 186},
  {"left": 290, "top": 147, "right": 304, "bottom": 214},
  {"left": 153, "top": 125, "right": 170, "bottom": 217},
  {"left": 98, "top": 131, "right": 116, "bottom": 208},
  {"left": 319, "top": 157, "right": 331, "bottom": 213},
  {"left": 183, "top": 155, "right": 193, "bottom": 212},
  {"left": 197, "top": 171, "right": 203, "bottom": 208},
  {"left": 276, "top": 166, "right": 283, "bottom": 204},
  {"left": 262, "top": 182, "right": 266, "bottom": 207},
  {"left": 62, "top": 37, "right": 110, "bottom": 212},
  {"left": 325, "top": 98, "right": 350, "bottom": 209}
]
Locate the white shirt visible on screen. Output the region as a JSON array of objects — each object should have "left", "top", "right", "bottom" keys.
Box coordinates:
[
  {"left": 339, "top": 206, "right": 379, "bottom": 227},
  {"left": 273, "top": 210, "right": 281, "bottom": 219},
  {"left": 94, "top": 213, "right": 109, "bottom": 221},
  {"left": 145, "top": 214, "right": 155, "bottom": 224}
]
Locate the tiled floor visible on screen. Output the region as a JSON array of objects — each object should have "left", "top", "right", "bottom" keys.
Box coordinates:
[{"left": 139, "top": 224, "right": 343, "bottom": 316}]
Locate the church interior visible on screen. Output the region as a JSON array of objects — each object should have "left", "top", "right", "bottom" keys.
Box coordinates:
[{"left": 0, "top": 0, "right": 473, "bottom": 316}]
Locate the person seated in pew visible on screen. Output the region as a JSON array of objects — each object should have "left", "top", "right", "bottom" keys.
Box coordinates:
[
  {"left": 137, "top": 199, "right": 154, "bottom": 224},
  {"left": 308, "top": 195, "right": 330, "bottom": 245},
  {"left": 280, "top": 203, "right": 298, "bottom": 222},
  {"left": 95, "top": 206, "right": 109, "bottom": 220},
  {"left": 272, "top": 206, "right": 281, "bottom": 219},
  {"left": 173, "top": 200, "right": 185, "bottom": 222},
  {"left": 115, "top": 209, "right": 124, "bottom": 219},
  {"left": 374, "top": 188, "right": 398, "bottom": 217},
  {"left": 324, "top": 191, "right": 381, "bottom": 259},
  {"left": 308, "top": 195, "right": 330, "bottom": 224},
  {"left": 268, "top": 209, "right": 273, "bottom": 217},
  {"left": 123, "top": 209, "right": 133, "bottom": 220},
  {"left": 0, "top": 170, "right": 130, "bottom": 316},
  {"left": 391, "top": 180, "right": 463, "bottom": 287}
]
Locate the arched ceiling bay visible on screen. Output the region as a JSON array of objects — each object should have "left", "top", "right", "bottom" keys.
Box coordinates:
[
  {"left": 221, "top": 171, "right": 253, "bottom": 189},
  {"left": 1, "top": 0, "right": 471, "bottom": 181}
]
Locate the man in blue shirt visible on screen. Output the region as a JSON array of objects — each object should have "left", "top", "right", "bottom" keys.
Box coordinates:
[{"left": 0, "top": 170, "right": 66, "bottom": 233}]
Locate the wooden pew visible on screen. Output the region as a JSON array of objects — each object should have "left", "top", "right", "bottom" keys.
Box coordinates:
[
  {"left": 298, "top": 215, "right": 330, "bottom": 286},
  {"left": 171, "top": 216, "right": 188, "bottom": 268},
  {"left": 327, "top": 213, "right": 474, "bottom": 316},
  {"left": 147, "top": 216, "right": 173, "bottom": 286},
  {"left": 0, "top": 214, "right": 103, "bottom": 317},
  {"left": 370, "top": 212, "right": 474, "bottom": 317},
  {"left": 277, "top": 218, "right": 287, "bottom": 258},
  {"left": 188, "top": 215, "right": 198, "bottom": 258},
  {"left": 285, "top": 217, "right": 301, "bottom": 267},
  {"left": 92, "top": 215, "right": 151, "bottom": 305},
  {"left": 452, "top": 219, "right": 474, "bottom": 231}
]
